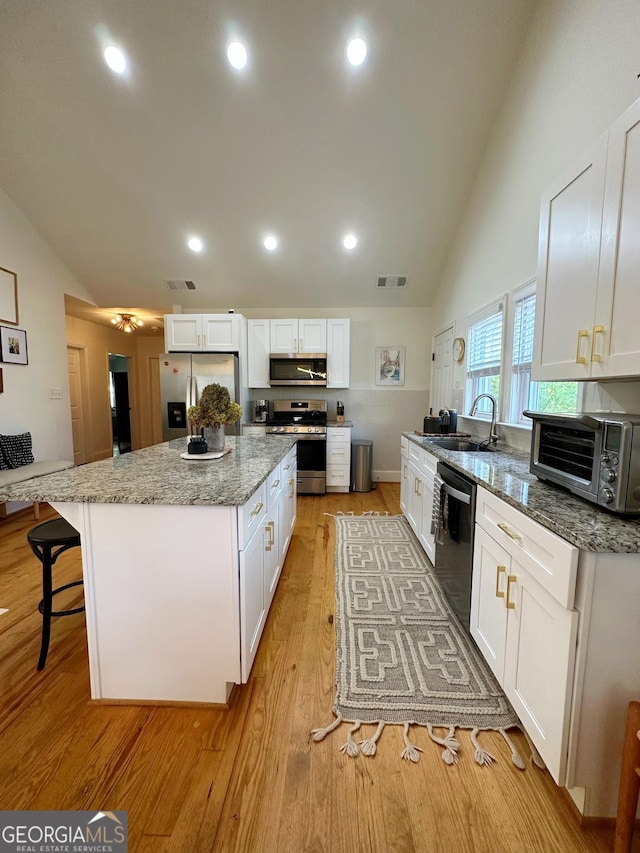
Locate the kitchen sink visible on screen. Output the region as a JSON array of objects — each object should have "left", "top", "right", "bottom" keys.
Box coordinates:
[{"left": 426, "top": 437, "right": 494, "bottom": 452}]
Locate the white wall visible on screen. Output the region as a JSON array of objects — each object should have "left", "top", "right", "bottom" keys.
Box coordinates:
[
  {"left": 0, "top": 188, "right": 95, "bottom": 461},
  {"left": 431, "top": 0, "right": 640, "bottom": 426}
]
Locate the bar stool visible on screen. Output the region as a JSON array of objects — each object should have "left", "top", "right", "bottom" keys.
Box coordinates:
[{"left": 27, "top": 517, "right": 83, "bottom": 670}]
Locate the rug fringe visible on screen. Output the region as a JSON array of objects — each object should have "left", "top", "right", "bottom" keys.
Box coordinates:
[
  {"left": 323, "top": 511, "right": 392, "bottom": 517},
  {"left": 470, "top": 727, "right": 496, "bottom": 767},
  {"left": 340, "top": 721, "right": 362, "bottom": 757},
  {"left": 311, "top": 711, "right": 343, "bottom": 742},
  {"left": 427, "top": 724, "right": 460, "bottom": 765},
  {"left": 400, "top": 722, "right": 423, "bottom": 763},
  {"left": 499, "top": 728, "right": 526, "bottom": 770},
  {"left": 359, "top": 721, "right": 385, "bottom": 756}
]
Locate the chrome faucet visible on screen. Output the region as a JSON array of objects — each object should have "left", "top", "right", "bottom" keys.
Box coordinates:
[{"left": 469, "top": 394, "right": 499, "bottom": 446}]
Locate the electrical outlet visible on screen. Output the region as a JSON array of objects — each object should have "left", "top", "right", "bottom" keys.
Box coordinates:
[{"left": 49, "top": 388, "right": 62, "bottom": 400}]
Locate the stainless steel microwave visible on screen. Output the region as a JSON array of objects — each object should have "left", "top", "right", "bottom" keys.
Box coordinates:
[
  {"left": 269, "top": 353, "right": 327, "bottom": 386},
  {"left": 524, "top": 411, "right": 640, "bottom": 514}
]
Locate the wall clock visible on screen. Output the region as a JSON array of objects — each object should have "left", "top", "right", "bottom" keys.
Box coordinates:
[{"left": 453, "top": 337, "right": 465, "bottom": 362}]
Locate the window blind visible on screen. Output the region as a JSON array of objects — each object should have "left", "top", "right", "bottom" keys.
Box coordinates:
[
  {"left": 512, "top": 293, "right": 536, "bottom": 373},
  {"left": 467, "top": 304, "right": 503, "bottom": 377}
]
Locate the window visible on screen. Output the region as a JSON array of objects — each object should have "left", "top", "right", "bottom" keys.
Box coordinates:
[
  {"left": 506, "top": 279, "right": 579, "bottom": 425},
  {"left": 465, "top": 297, "right": 504, "bottom": 417}
]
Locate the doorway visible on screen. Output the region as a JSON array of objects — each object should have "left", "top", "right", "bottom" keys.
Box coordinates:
[
  {"left": 109, "top": 353, "right": 132, "bottom": 455},
  {"left": 67, "top": 346, "right": 88, "bottom": 465},
  {"left": 431, "top": 326, "right": 454, "bottom": 415}
]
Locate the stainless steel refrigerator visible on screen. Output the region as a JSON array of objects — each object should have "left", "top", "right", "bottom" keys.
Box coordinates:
[{"left": 159, "top": 353, "right": 240, "bottom": 442}]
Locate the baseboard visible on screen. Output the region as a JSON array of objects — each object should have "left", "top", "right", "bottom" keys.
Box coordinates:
[{"left": 372, "top": 470, "right": 400, "bottom": 482}]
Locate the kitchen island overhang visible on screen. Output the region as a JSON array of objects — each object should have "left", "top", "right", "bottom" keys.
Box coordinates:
[{"left": 0, "top": 437, "right": 298, "bottom": 704}]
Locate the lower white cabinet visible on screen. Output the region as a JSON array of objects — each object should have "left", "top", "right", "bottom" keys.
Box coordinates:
[
  {"left": 402, "top": 438, "right": 437, "bottom": 565},
  {"left": 326, "top": 427, "right": 351, "bottom": 492},
  {"left": 471, "top": 487, "right": 579, "bottom": 785},
  {"left": 239, "top": 445, "right": 297, "bottom": 681}
]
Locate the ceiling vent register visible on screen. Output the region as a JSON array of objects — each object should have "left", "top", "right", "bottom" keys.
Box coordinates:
[
  {"left": 166, "top": 279, "right": 196, "bottom": 291},
  {"left": 377, "top": 275, "right": 407, "bottom": 288}
]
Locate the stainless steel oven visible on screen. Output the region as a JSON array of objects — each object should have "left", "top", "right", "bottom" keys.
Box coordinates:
[
  {"left": 433, "top": 461, "right": 477, "bottom": 632},
  {"left": 266, "top": 400, "right": 327, "bottom": 494}
]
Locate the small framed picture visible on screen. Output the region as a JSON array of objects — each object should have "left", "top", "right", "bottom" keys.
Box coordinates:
[
  {"left": 0, "top": 325, "right": 28, "bottom": 365},
  {"left": 375, "top": 346, "right": 405, "bottom": 386}
]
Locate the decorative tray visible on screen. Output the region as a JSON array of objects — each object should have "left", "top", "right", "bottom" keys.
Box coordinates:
[{"left": 180, "top": 447, "right": 232, "bottom": 461}]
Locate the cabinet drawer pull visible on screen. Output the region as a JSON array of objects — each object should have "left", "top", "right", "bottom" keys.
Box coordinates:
[
  {"left": 271, "top": 479, "right": 280, "bottom": 489},
  {"left": 497, "top": 522, "right": 521, "bottom": 542},
  {"left": 251, "top": 502, "right": 264, "bottom": 517},
  {"left": 576, "top": 329, "right": 589, "bottom": 364},
  {"left": 505, "top": 574, "right": 517, "bottom": 609},
  {"left": 495, "top": 565, "right": 506, "bottom": 598},
  {"left": 591, "top": 324, "right": 604, "bottom": 362},
  {"left": 283, "top": 463, "right": 290, "bottom": 471}
]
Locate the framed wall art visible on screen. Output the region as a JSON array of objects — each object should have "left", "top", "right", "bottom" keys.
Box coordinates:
[
  {"left": 0, "top": 267, "right": 18, "bottom": 325},
  {"left": 0, "top": 325, "right": 28, "bottom": 365},
  {"left": 375, "top": 346, "right": 405, "bottom": 386}
]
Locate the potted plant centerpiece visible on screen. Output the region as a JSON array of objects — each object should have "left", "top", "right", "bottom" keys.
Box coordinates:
[{"left": 187, "top": 383, "right": 242, "bottom": 453}]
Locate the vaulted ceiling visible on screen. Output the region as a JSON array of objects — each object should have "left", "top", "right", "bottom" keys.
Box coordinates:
[{"left": 0, "top": 0, "right": 536, "bottom": 316}]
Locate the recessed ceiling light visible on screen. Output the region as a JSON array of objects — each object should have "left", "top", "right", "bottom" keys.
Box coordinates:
[
  {"left": 263, "top": 234, "right": 278, "bottom": 252},
  {"left": 104, "top": 45, "right": 127, "bottom": 74},
  {"left": 227, "top": 42, "right": 248, "bottom": 70},
  {"left": 188, "top": 236, "right": 203, "bottom": 253},
  {"left": 346, "top": 37, "right": 367, "bottom": 67},
  {"left": 343, "top": 233, "right": 358, "bottom": 250}
]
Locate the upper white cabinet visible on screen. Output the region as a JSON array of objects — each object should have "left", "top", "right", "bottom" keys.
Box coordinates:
[
  {"left": 270, "top": 319, "right": 327, "bottom": 354},
  {"left": 247, "top": 319, "right": 270, "bottom": 388},
  {"left": 534, "top": 95, "right": 640, "bottom": 381},
  {"left": 165, "top": 314, "right": 244, "bottom": 352},
  {"left": 326, "top": 319, "right": 350, "bottom": 389},
  {"left": 247, "top": 318, "right": 351, "bottom": 388}
]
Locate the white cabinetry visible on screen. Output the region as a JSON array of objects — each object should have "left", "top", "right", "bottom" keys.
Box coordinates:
[
  {"left": 471, "top": 487, "right": 579, "bottom": 784},
  {"left": 247, "top": 319, "right": 270, "bottom": 388},
  {"left": 165, "top": 313, "right": 244, "bottom": 352},
  {"left": 326, "top": 319, "right": 350, "bottom": 388},
  {"left": 534, "top": 95, "right": 640, "bottom": 380},
  {"left": 401, "top": 438, "right": 437, "bottom": 565},
  {"left": 326, "top": 427, "right": 351, "bottom": 492},
  {"left": 247, "top": 318, "right": 350, "bottom": 388},
  {"left": 270, "top": 319, "right": 327, "bottom": 354}
]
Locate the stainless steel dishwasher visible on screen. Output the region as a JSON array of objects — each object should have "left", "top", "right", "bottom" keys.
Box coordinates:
[{"left": 433, "top": 461, "right": 477, "bottom": 632}]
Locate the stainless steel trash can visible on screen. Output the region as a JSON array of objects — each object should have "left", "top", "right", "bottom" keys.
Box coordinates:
[{"left": 351, "top": 439, "right": 373, "bottom": 492}]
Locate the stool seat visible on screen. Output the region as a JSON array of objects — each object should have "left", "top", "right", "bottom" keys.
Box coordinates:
[{"left": 27, "top": 517, "right": 83, "bottom": 670}]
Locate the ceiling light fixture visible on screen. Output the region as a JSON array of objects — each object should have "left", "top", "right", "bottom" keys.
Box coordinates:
[
  {"left": 111, "top": 314, "right": 143, "bottom": 333},
  {"left": 346, "top": 37, "right": 367, "bottom": 67},
  {"left": 343, "top": 233, "right": 358, "bottom": 250},
  {"left": 227, "top": 42, "right": 248, "bottom": 70},
  {"left": 104, "top": 45, "right": 127, "bottom": 74},
  {"left": 188, "top": 236, "right": 203, "bottom": 253},
  {"left": 263, "top": 234, "right": 278, "bottom": 252}
]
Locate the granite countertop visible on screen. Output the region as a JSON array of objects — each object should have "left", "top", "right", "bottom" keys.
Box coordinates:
[
  {"left": 0, "top": 436, "right": 297, "bottom": 507},
  {"left": 327, "top": 420, "right": 353, "bottom": 428},
  {"left": 403, "top": 431, "right": 640, "bottom": 554}
]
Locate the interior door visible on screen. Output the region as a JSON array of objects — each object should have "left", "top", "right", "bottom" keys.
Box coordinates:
[{"left": 431, "top": 326, "right": 453, "bottom": 415}]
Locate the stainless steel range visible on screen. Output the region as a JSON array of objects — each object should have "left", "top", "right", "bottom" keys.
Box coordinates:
[{"left": 266, "top": 400, "right": 327, "bottom": 494}]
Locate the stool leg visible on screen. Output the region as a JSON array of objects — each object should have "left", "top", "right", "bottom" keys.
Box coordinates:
[
  {"left": 37, "top": 545, "right": 53, "bottom": 671},
  {"left": 614, "top": 700, "right": 640, "bottom": 853}
]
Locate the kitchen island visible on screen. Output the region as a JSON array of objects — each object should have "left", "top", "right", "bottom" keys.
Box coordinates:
[{"left": 0, "top": 436, "right": 298, "bottom": 704}]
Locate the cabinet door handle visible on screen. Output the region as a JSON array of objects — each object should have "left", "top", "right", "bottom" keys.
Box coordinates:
[
  {"left": 591, "top": 325, "right": 604, "bottom": 362},
  {"left": 265, "top": 524, "right": 272, "bottom": 551},
  {"left": 268, "top": 520, "right": 275, "bottom": 547},
  {"left": 416, "top": 480, "right": 422, "bottom": 497},
  {"left": 403, "top": 464, "right": 408, "bottom": 480},
  {"left": 251, "top": 502, "right": 264, "bottom": 517},
  {"left": 495, "top": 565, "right": 506, "bottom": 598},
  {"left": 576, "top": 329, "right": 589, "bottom": 364},
  {"left": 505, "top": 574, "right": 517, "bottom": 609},
  {"left": 294, "top": 337, "right": 298, "bottom": 352},
  {"left": 497, "top": 522, "right": 522, "bottom": 542}
]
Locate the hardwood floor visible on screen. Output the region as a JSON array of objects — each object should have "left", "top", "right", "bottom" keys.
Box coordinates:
[{"left": 0, "top": 487, "right": 628, "bottom": 852}]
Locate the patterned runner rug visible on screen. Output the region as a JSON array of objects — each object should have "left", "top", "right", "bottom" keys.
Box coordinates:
[{"left": 312, "top": 514, "right": 541, "bottom": 769}]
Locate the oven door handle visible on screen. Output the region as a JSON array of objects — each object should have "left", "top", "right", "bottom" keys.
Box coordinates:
[
  {"left": 293, "top": 434, "right": 327, "bottom": 441},
  {"left": 442, "top": 483, "right": 471, "bottom": 505}
]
